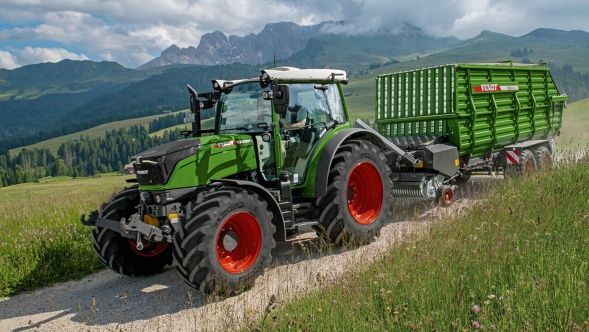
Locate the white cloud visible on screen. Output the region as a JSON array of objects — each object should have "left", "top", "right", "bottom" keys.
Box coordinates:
[
  {"left": 0, "top": 47, "right": 89, "bottom": 69},
  {"left": 0, "top": 0, "right": 588, "bottom": 68},
  {"left": 0, "top": 50, "right": 21, "bottom": 69}
]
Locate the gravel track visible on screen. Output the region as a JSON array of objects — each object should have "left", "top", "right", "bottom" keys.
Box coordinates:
[{"left": 0, "top": 176, "right": 500, "bottom": 332}]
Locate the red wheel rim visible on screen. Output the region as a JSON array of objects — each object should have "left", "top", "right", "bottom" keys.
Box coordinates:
[
  {"left": 128, "top": 239, "right": 169, "bottom": 257},
  {"left": 444, "top": 188, "right": 453, "bottom": 204},
  {"left": 524, "top": 158, "right": 535, "bottom": 175},
  {"left": 216, "top": 212, "right": 262, "bottom": 274},
  {"left": 346, "top": 162, "right": 383, "bottom": 225},
  {"left": 543, "top": 155, "right": 551, "bottom": 169}
]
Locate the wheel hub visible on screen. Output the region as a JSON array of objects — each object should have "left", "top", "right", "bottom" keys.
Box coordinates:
[
  {"left": 216, "top": 212, "right": 262, "bottom": 274},
  {"left": 346, "top": 162, "right": 383, "bottom": 225}
]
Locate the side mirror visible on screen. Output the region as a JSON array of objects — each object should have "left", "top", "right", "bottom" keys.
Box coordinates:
[{"left": 272, "top": 84, "right": 289, "bottom": 115}]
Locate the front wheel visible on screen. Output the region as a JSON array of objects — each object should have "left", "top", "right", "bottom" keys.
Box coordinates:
[
  {"left": 92, "top": 186, "right": 173, "bottom": 276},
  {"left": 172, "top": 187, "right": 276, "bottom": 295},
  {"left": 315, "top": 140, "right": 392, "bottom": 245}
]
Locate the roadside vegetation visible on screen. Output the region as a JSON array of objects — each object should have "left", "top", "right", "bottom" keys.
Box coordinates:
[
  {"left": 0, "top": 175, "right": 133, "bottom": 296},
  {"left": 252, "top": 152, "right": 589, "bottom": 331}
]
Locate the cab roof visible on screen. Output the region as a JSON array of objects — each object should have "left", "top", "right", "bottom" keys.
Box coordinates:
[{"left": 210, "top": 67, "right": 348, "bottom": 92}]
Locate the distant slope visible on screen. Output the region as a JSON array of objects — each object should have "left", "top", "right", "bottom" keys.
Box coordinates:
[
  {"left": 0, "top": 60, "right": 148, "bottom": 137},
  {"left": 0, "top": 63, "right": 260, "bottom": 151},
  {"left": 270, "top": 23, "right": 462, "bottom": 73},
  {"left": 0, "top": 59, "right": 146, "bottom": 101},
  {"left": 57, "top": 63, "right": 260, "bottom": 124},
  {"left": 9, "top": 111, "right": 187, "bottom": 156}
]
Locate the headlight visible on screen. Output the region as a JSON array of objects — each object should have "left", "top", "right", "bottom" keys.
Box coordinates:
[{"left": 155, "top": 194, "right": 164, "bottom": 204}]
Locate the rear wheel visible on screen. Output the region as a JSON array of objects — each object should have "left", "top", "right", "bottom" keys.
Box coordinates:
[
  {"left": 504, "top": 149, "right": 536, "bottom": 178},
  {"left": 315, "top": 140, "right": 392, "bottom": 245},
  {"left": 172, "top": 187, "right": 276, "bottom": 295},
  {"left": 534, "top": 146, "right": 553, "bottom": 171},
  {"left": 92, "top": 186, "right": 173, "bottom": 276}
]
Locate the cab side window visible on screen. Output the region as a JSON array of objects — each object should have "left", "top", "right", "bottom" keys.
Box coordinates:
[{"left": 325, "top": 85, "right": 346, "bottom": 123}]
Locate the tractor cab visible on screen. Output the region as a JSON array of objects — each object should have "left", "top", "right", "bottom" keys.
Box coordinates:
[{"left": 188, "top": 67, "right": 349, "bottom": 187}]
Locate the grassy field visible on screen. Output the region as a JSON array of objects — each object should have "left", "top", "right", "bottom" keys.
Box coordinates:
[
  {"left": 253, "top": 155, "right": 589, "bottom": 331},
  {"left": 554, "top": 98, "right": 589, "bottom": 153},
  {"left": 0, "top": 174, "right": 134, "bottom": 296}
]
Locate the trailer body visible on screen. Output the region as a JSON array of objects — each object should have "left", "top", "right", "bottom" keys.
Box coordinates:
[{"left": 375, "top": 62, "right": 567, "bottom": 165}]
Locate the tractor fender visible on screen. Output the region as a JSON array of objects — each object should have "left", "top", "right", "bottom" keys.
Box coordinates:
[
  {"left": 315, "top": 128, "right": 389, "bottom": 198},
  {"left": 212, "top": 179, "right": 286, "bottom": 242}
]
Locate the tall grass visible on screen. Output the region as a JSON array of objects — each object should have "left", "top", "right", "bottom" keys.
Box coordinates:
[
  {"left": 0, "top": 175, "right": 132, "bottom": 296},
  {"left": 254, "top": 154, "right": 589, "bottom": 331}
]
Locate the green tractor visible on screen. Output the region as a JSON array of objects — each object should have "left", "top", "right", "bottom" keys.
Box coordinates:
[{"left": 81, "top": 67, "right": 396, "bottom": 293}]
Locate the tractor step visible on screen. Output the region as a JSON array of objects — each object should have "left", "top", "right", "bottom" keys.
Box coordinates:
[{"left": 293, "top": 219, "right": 319, "bottom": 227}]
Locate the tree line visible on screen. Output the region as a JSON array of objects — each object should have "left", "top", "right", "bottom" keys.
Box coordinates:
[{"left": 0, "top": 126, "right": 181, "bottom": 187}]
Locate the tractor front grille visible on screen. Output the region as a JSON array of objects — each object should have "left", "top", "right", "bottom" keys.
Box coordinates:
[{"left": 134, "top": 163, "right": 166, "bottom": 185}]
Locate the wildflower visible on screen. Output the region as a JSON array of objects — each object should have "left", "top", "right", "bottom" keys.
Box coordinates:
[
  {"left": 472, "top": 305, "right": 481, "bottom": 313},
  {"left": 317, "top": 308, "right": 322, "bottom": 313},
  {"left": 386, "top": 307, "right": 391, "bottom": 312},
  {"left": 483, "top": 209, "right": 488, "bottom": 213},
  {"left": 490, "top": 324, "right": 496, "bottom": 330},
  {"left": 451, "top": 322, "right": 458, "bottom": 328},
  {"left": 332, "top": 299, "right": 337, "bottom": 304},
  {"left": 472, "top": 321, "right": 480, "bottom": 328},
  {"left": 584, "top": 321, "right": 588, "bottom": 326},
  {"left": 483, "top": 300, "right": 490, "bottom": 305}
]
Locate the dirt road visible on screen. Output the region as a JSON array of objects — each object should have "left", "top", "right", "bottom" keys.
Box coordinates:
[{"left": 0, "top": 177, "right": 499, "bottom": 332}]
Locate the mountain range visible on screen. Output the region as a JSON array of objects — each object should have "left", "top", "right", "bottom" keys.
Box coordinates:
[
  {"left": 1, "top": 22, "right": 589, "bottom": 151},
  {"left": 138, "top": 21, "right": 461, "bottom": 71}
]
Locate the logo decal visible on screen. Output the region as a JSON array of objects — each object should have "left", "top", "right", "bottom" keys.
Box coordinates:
[
  {"left": 214, "top": 140, "right": 253, "bottom": 148},
  {"left": 473, "top": 84, "right": 519, "bottom": 93}
]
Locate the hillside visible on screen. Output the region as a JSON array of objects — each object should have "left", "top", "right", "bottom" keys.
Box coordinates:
[
  {"left": 0, "top": 60, "right": 148, "bottom": 137},
  {"left": 7, "top": 112, "right": 183, "bottom": 156},
  {"left": 281, "top": 25, "right": 461, "bottom": 72},
  {"left": 0, "top": 63, "right": 260, "bottom": 151}
]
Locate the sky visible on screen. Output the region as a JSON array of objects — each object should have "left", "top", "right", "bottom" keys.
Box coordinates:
[{"left": 0, "top": 0, "right": 588, "bottom": 70}]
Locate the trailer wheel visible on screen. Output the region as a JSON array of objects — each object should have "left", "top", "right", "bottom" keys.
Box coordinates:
[
  {"left": 436, "top": 185, "right": 454, "bottom": 206},
  {"left": 315, "top": 140, "right": 392, "bottom": 245},
  {"left": 92, "top": 186, "right": 173, "bottom": 276},
  {"left": 534, "top": 146, "right": 553, "bottom": 171},
  {"left": 505, "top": 149, "right": 536, "bottom": 178},
  {"left": 172, "top": 187, "right": 276, "bottom": 295}
]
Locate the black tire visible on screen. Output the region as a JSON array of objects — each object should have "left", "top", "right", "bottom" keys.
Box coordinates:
[
  {"left": 436, "top": 185, "right": 454, "bottom": 206},
  {"left": 504, "top": 149, "right": 536, "bottom": 178},
  {"left": 314, "top": 140, "right": 392, "bottom": 245},
  {"left": 92, "top": 186, "right": 173, "bottom": 276},
  {"left": 172, "top": 187, "right": 276, "bottom": 295},
  {"left": 534, "top": 146, "right": 553, "bottom": 171}
]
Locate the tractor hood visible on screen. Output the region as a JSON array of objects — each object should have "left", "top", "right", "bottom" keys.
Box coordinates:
[{"left": 133, "top": 134, "right": 256, "bottom": 187}]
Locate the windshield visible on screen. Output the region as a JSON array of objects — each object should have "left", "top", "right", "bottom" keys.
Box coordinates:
[{"left": 218, "top": 82, "right": 272, "bottom": 133}]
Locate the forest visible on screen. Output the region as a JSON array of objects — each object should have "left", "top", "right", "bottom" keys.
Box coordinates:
[{"left": 0, "top": 125, "right": 181, "bottom": 187}]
